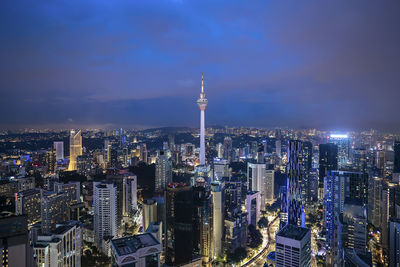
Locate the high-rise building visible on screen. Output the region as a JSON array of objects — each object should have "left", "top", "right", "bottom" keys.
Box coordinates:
[
  {"left": 216, "top": 143, "right": 223, "bottom": 158},
  {"left": 319, "top": 143, "right": 338, "bottom": 199},
  {"left": 15, "top": 188, "right": 42, "bottom": 228},
  {"left": 46, "top": 148, "right": 56, "bottom": 173},
  {"left": 197, "top": 74, "right": 208, "bottom": 166},
  {"left": 246, "top": 191, "right": 261, "bottom": 226},
  {"left": 41, "top": 191, "right": 69, "bottom": 234},
  {"left": 54, "top": 181, "right": 81, "bottom": 205},
  {"left": 302, "top": 141, "right": 313, "bottom": 203},
  {"left": 155, "top": 150, "right": 172, "bottom": 192},
  {"left": 211, "top": 181, "right": 224, "bottom": 258},
  {"left": 282, "top": 140, "right": 304, "bottom": 227},
  {"left": 389, "top": 218, "right": 400, "bottom": 267},
  {"left": 247, "top": 162, "right": 266, "bottom": 210},
  {"left": 142, "top": 199, "right": 157, "bottom": 232},
  {"left": 329, "top": 134, "right": 350, "bottom": 169},
  {"left": 223, "top": 137, "right": 233, "bottom": 163},
  {"left": 193, "top": 178, "right": 212, "bottom": 264},
  {"left": 265, "top": 168, "right": 275, "bottom": 203},
  {"left": 34, "top": 221, "right": 82, "bottom": 267},
  {"left": 275, "top": 224, "right": 311, "bottom": 267},
  {"left": 0, "top": 215, "right": 34, "bottom": 267},
  {"left": 164, "top": 183, "right": 193, "bottom": 266},
  {"left": 110, "top": 234, "right": 161, "bottom": 267},
  {"left": 68, "top": 130, "right": 82, "bottom": 171},
  {"left": 94, "top": 181, "right": 117, "bottom": 247},
  {"left": 53, "top": 141, "right": 64, "bottom": 161},
  {"left": 213, "top": 158, "right": 229, "bottom": 180}
]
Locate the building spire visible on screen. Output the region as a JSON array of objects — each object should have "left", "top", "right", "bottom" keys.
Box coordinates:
[{"left": 201, "top": 73, "right": 204, "bottom": 94}]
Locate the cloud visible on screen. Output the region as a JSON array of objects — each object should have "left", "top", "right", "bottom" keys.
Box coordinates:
[{"left": 0, "top": 1, "right": 400, "bottom": 130}]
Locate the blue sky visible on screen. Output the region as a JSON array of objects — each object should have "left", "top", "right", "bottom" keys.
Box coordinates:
[{"left": 1, "top": 1, "right": 400, "bottom": 130}]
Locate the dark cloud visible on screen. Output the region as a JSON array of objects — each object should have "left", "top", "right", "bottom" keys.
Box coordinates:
[{"left": 1, "top": 1, "right": 400, "bottom": 130}]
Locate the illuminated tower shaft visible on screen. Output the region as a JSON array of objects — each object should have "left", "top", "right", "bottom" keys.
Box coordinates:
[{"left": 197, "top": 74, "right": 208, "bottom": 165}]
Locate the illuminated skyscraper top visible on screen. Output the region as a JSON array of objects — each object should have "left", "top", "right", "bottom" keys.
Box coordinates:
[
  {"left": 197, "top": 74, "right": 208, "bottom": 165},
  {"left": 68, "top": 129, "right": 82, "bottom": 171}
]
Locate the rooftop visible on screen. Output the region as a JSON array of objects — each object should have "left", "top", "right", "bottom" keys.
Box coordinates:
[
  {"left": 111, "top": 233, "right": 160, "bottom": 256},
  {"left": 277, "top": 224, "right": 310, "bottom": 241}
]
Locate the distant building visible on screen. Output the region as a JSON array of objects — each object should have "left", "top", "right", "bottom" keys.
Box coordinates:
[
  {"left": 275, "top": 224, "right": 311, "bottom": 267},
  {"left": 68, "top": 130, "right": 82, "bottom": 171},
  {"left": 213, "top": 158, "right": 229, "bottom": 180},
  {"left": 110, "top": 233, "right": 161, "bottom": 267},
  {"left": 142, "top": 199, "right": 157, "bottom": 233},
  {"left": 265, "top": 168, "right": 275, "bottom": 203},
  {"left": 211, "top": 181, "right": 224, "bottom": 258},
  {"left": 155, "top": 150, "right": 172, "bottom": 192},
  {"left": 319, "top": 143, "right": 338, "bottom": 199},
  {"left": 41, "top": 191, "right": 69, "bottom": 234},
  {"left": 223, "top": 137, "right": 233, "bottom": 162},
  {"left": 247, "top": 162, "right": 266, "bottom": 209},
  {"left": 53, "top": 141, "right": 64, "bottom": 161},
  {"left": 329, "top": 134, "right": 350, "bottom": 169}
]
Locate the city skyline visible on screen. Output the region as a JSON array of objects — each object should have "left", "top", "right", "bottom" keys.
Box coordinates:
[{"left": 1, "top": 1, "right": 400, "bottom": 131}]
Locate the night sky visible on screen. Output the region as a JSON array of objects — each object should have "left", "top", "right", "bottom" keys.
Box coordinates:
[{"left": 1, "top": 1, "right": 400, "bottom": 131}]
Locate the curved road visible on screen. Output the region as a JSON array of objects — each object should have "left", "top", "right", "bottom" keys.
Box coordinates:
[{"left": 240, "top": 216, "right": 279, "bottom": 267}]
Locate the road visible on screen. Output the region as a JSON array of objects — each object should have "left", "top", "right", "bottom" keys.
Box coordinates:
[{"left": 240, "top": 216, "right": 279, "bottom": 267}]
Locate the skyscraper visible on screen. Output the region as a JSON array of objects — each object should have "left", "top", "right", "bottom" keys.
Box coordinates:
[
  {"left": 164, "top": 183, "right": 193, "bottom": 266},
  {"left": 94, "top": 182, "right": 117, "bottom": 247},
  {"left": 247, "top": 162, "right": 267, "bottom": 209},
  {"left": 155, "top": 150, "right": 172, "bottom": 192},
  {"left": 41, "top": 191, "right": 69, "bottom": 234},
  {"left": 329, "top": 134, "right": 350, "bottom": 169},
  {"left": 15, "top": 188, "right": 42, "bottom": 228},
  {"left": 53, "top": 141, "right": 64, "bottom": 161},
  {"left": 223, "top": 136, "right": 233, "bottom": 162},
  {"left": 389, "top": 218, "right": 400, "bottom": 267},
  {"left": 319, "top": 143, "right": 338, "bottom": 199},
  {"left": 282, "top": 140, "right": 304, "bottom": 227},
  {"left": 265, "top": 168, "right": 275, "bottom": 203},
  {"left": 197, "top": 74, "right": 208, "bottom": 166},
  {"left": 211, "top": 181, "right": 224, "bottom": 258},
  {"left": 68, "top": 130, "right": 82, "bottom": 171}
]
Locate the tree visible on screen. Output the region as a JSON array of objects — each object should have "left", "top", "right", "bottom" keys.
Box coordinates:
[{"left": 227, "top": 247, "right": 248, "bottom": 263}]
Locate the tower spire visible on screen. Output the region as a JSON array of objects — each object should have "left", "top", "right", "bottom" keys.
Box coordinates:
[{"left": 201, "top": 73, "right": 204, "bottom": 94}]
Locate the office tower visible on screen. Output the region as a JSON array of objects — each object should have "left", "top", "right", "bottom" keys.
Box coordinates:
[
  {"left": 34, "top": 221, "right": 82, "bottom": 267},
  {"left": 155, "top": 150, "right": 172, "bottom": 192},
  {"left": 368, "top": 177, "right": 382, "bottom": 227},
  {"left": 283, "top": 140, "right": 304, "bottom": 227},
  {"left": 247, "top": 162, "right": 266, "bottom": 210},
  {"left": 329, "top": 134, "right": 350, "bottom": 169},
  {"left": 302, "top": 141, "right": 313, "bottom": 203},
  {"left": 394, "top": 141, "right": 400, "bottom": 183},
  {"left": 224, "top": 179, "right": 242, "bottom": 216},
  {"left": 46, "top": 148, "right": 56, "bottom": 173},
  {"left": 41, "top": 191, "right": 69, "bottom": 234},
  {"left": 279, "top": 186, "right": 288, "bottom": 228},
  {"left": 223, "top": 136, "right": 233, "bottom": 162},
  {"left": 340, "top": 199, "right": 368, "bottom": 261},
  {"left": 53, "top": 141, "right": 64, "bottom": 161},
  {"left": 54, "top": 181, "right": 81, "bottom": 205},
  {"left": 140, "top": 143, "right": 148, "bottom": 164},
  {"left": 104, "top": 139, "right": 111, "bottom": 165},
  {"left": 213, "top": 158, "right": 229, "bottom": 180},
  {"left": 110, "top": 233, "right": 161, "bottom": 267},
  {"left": 193, "top": 178, "right": 212, "bottom": 264},
  {"left": 224, "top": 212, "right": 248, "bottom": 254},
  {"left": 0, "top": 215, "right": 34, "bottom": 267},
  {"left": 106, "top": 172, "right": 137, "bottom": 230},
  {"left": 319, "top": 143, "right": 338, "bottom": 199},
  {"left": 143, "top": 199, "right": 158, "bottom": 232},
  {"left": 275, "top": 224, "right": 311, "bottom": 267},
  {"left": 94, "top": 182, "right": 117, "bottom": 247},
  {"left": 353, "top": 148, "right": 367, "bottom": 172},
  {"left": 389, "top": 218, "right": 400, "bottom": 267},
  {"left": 216, "top": 143, "right": 223, "bottom": 158},
  {"left": 197, "top": 74, "right": 208, "bottom": 165},
  {"left": 211, "top": 181, "right": 224, "bottom": 258},
  {"left": 246, "top": 191, "right": 261, "bottom": 226},
  {"left": 276, "top": 139, "right": 282, "bottom": 158},
  {"left": 77, "top": 155, "right": 91, "bottom": 176},
  {"left": 15, "top": 188, "right": 42, "bottom": 228},
  {"left": 68, "top": 129, "right": 82, "bottom": 171},
  {"left": 265, "top": 168, "right": 275, "bottom": 203},
  {"left": 165, "top": 183, "right": 193, "bottom": 266},
  {"left": 382, "top": 182, "right": 390, "bottom": 250}
]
